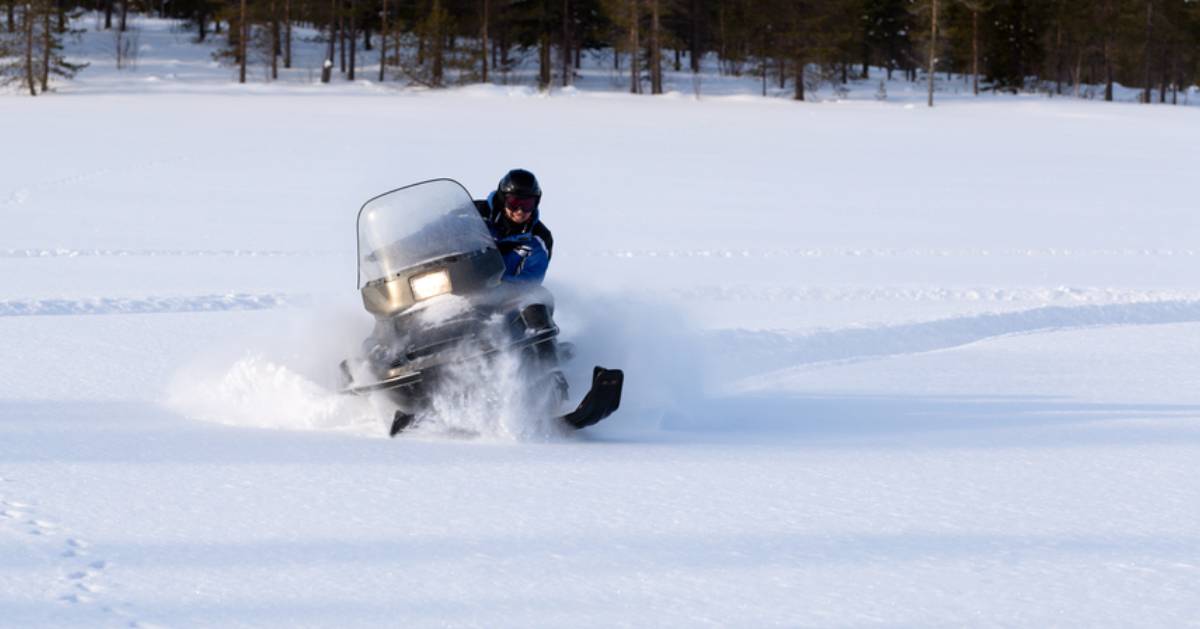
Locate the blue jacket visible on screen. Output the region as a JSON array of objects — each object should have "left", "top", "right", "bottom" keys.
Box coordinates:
[{"left": 475, "top": 193, "right": 554, "bottom": 283}]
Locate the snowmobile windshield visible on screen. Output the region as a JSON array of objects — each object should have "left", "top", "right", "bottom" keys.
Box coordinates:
[{"left": 357, "top": 179, "right": 496, "bottom": 288}]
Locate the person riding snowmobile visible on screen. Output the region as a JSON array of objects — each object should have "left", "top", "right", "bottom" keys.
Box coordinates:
[{"left": 475, "top": 169, "right": 554, "bottom": 283}]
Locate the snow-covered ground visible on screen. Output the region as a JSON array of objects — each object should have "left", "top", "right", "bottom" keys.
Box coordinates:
[{"left": 3, "top": 16, "right": 1200, "bottom": 627}]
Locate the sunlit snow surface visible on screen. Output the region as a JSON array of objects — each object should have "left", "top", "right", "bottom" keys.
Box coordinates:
[{"left": 2, "top": 16, "right": 1200, "bottom": 628}]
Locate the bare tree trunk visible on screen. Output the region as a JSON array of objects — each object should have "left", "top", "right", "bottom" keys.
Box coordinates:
[
  {"left": 479, "top": 0, "right": 488, "bottom": 82},
  {"left": 348, "top": 0, "right": 356, "bottom": 80},
  {"left": 629, "top": 0, "right": 639, "bottom": 93},
  {"left": 1171, "top": 58, "right": 1179, "bottom": 105},
  {"left": 534, "top": 0, "right": 548, "bottom": 88},
  {"left": 238, "top": 0, "right": 246, "bottom": 83},
  {"left": 1157, "top": 42, "right": 1168, "bottom": 103},
  {"left": 689, "top": 0, "right": 700, "bottom": 73},
  {"left": 431, "top": 0, "right": 443, "bottom": 86},
  {"left": 197, "top": 9, "right": 206, "bottom": 41},
  {"left": 270, "top": 0, "right": 278, "bottom": 79},
  {"left": 649, "top": 0, "right": 661, "bottom": 93},
  {"left": 1053, "top": 13, "right": 1062, "bottom": 94},
  {"left": 927, "top": 0, "right": 937, "bottom": 107},
  {"left": 378, "top": 0, "right": 387, "bottom": 80},
  {"left": 40, "top": 2, "right": 50, "bottom": 91},
  {"left": 537, "top": 31, "right": 549, "bottom": 88},
  {"left": 971, "top": 8, "right": 978, "bottom": 95},
  {"left": 24, "top": 1, "right": 35, "bottom": 94},
  {"left": 501, "top": 25, "right": 510, "bottom": 68},
  {"left": 1072, "top": 48, "right": 1083, "bottom": 98},
  {"left": 793, "top": 56, "right": 804, "bottom": 100},
  {"left": 760, "top": 30, "right": 768, "bottom": 96},
  {"left": 321, "top": 0, "right": 334, "bottom": 81},
  {"left": 103, "top": 0, "right": 111, "bottom": 29},
  {"left": 861, "top": 40, "right": 869, "bottom": 79},
  {"left": 1104, "top": 43, "right": 1113, "bottom": 101},
  {"left": 716, "top": 0, "right": 725, "bottom": 74},
  {"left": 7, "top": 2, "right": 15, "bottom": 33},
  {"left": 1142, "top": 0, "right": 1153, "bottom": 103},
  {"left": 284, "top": 0, "right": 291, "bottom": 68},
  {"left": 560, "top": 0, "right": 570, "bottom": 86},
  {"left": 118, "top": 0, "right": 126, "bottom": 31}
]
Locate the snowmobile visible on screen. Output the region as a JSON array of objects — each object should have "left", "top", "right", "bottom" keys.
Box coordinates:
[{"left": 339, "top": 178, "right": 623, "bottom": 437}]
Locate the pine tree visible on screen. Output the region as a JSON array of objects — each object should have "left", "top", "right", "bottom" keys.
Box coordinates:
[
  {"left": 862, "top": 0, "right": 909, "bottom": 79},
  {"left": 0, "top": 0, "right": 84, "bottom": 95}
]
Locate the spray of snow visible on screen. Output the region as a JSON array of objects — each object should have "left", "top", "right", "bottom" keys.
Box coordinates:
[
  {"left": 165, "top": 304, "right": 389, "bottom": 436},
  {"left": 550, "top": 285, "right": 711, "bottom": 434},
  {"left": 411, "top": 327, "right": 572, "bottom": 441},
  {"left": 166, "top": 352, "right": 381, "bottom": 434},
  {"left": 165, "top": 298, "right": 576, "bottom": 441}
]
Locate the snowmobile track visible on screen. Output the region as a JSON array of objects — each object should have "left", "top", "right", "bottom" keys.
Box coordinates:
[
  {"left": 0, "top": 293, "right": 306, "bottom": 317},
  {"left": 712, "top": 299, "right": 1200, "bottom": 376}
]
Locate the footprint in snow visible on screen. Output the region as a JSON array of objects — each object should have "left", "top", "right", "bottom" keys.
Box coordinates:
[
  {"left": 28, "top": 518, "right": 60, "bottom": 536},
  {"left": 62, "top": 537, "right": 90, "bottom": 557},
  {"left": 3, "top": 189, "right": 31, "bottom": 206},
  {"left": 0, "top": 499, "right": 137, "bottom": 622},
  {"left": 58, "top": 593, "right": 93, "bottom": 605}
]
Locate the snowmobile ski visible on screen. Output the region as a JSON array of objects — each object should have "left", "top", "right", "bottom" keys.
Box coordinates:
[
  {"left": 387, "top": 366, "right": 624, "bottom": 437},
  {"left": 559, "top": 367, "right": 624, "bottom": 430},
  {"left": 390, "top": 410, "right": 417, "bottom": 437}
]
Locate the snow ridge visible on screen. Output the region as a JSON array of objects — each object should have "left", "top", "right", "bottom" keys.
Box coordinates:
[
  {"left": 0, "top": 248, "right": 331, "bottom": 258},
  {"left": 0, "top": 293, "right": 305, "bottom": 317},
  {"left": 672, "top": 286, "right": 1200, "bottom": 304},
  {"left": 711, "top": 299, "right": 1200, "bottom": 376},
  {"left": 597, "top": 247, "right": 1200, "bottom": 259}
]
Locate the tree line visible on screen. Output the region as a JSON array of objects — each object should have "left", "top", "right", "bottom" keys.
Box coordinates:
[{"left": 4, "top": 0, "right": 1200, "bottom": 103}]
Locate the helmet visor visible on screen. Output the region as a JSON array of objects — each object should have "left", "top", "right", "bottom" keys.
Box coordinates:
[{"left": 504, "top": 195, "right": 537, "bottom": 213}]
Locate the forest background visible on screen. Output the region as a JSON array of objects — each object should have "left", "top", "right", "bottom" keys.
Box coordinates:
[{"left": 2, "top": 0, "right": 1199, "bottom": 104}]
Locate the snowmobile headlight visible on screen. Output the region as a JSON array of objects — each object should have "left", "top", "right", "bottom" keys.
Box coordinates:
[{"left": 410, "top": 269, "right": 452, "bottom": 301}]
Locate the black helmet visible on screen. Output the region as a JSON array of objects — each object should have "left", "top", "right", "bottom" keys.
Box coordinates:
[{"left": 497, "top": 169, "right": 542, "bottom": 200}]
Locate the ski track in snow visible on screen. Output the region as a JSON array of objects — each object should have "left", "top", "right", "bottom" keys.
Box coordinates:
[
  {"left": 0, "top": 293, "right": 308, "bottom": 317},
  {"left": 0, "top": 248, "right": 335, "bottom": 259},
  {"left": 0, "top": 482, "right": 142, "bottom": 625},
  {"left": 595, "top": 247, "right": 1200, "bottom": 259},
  {"left": 669, "top": 285, "right": 1200, "bottom": 305},
  {"left": 711, "top": 299, "right": 1200, "bottom": 376}
]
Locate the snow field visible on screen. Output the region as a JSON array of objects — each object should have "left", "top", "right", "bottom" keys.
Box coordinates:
[{"left": 3, "top": 15, "right": 1200, "bottom": 628}]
